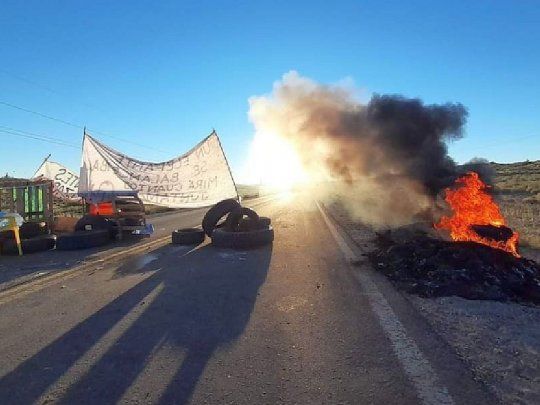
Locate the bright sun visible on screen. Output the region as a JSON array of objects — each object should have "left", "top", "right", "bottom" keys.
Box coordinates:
[{"left": 243, "top": 131, "right": 308, "bottom": 189}]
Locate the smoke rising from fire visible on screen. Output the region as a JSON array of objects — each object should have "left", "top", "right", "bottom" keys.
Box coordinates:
[{"left": 248, "top": 71, "right": 471, "bottom": 228}]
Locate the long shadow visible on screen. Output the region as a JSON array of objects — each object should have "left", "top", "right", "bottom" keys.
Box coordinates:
[
  {"left": 0, "top": 242, "right": 271, "bottom": 405},
  {"left": 0, "top": 234, "right": 148, "bottom": 287}
]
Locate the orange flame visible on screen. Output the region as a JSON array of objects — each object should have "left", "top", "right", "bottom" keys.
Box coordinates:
[{"left": 435, "top": 172, "right": 519, "bottom": 257}]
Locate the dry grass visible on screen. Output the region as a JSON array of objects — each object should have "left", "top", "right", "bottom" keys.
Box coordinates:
[
  {"left": 492, "top": 160, "right": 540, "bottom": 195},
  {"left": 499, "top": 199, "right": 540, "bottom": 248},
  {"left": 492, "top": 160, "right": 540, "bottom": 249}
]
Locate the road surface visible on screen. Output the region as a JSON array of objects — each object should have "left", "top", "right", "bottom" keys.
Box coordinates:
[{"left": 0, "top": 195, "right": 494, "bottom": 404}]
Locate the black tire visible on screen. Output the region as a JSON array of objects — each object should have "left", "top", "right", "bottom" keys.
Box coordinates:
[
  {"left": 0, "top": 230, "right": 15, "bottom": 241},
  {"left": 211, "top": 226, "right": 274, "bottom": 249},
  {"left": 202, "top": 198, "right": 241, "bottom": 237},
  {"left": 19, "top": 222, "right": 48, "bottom": 239},
  {"left": 1, "top": 222, "right": 51, "bottom": 240},
  {"left": 234, "top": 215, "right": 270, "bottom": 232},
  {"left": 56, "top": 229, "right": 111, "bottom": 250},
  {"left": 75, "top": 215, "right": 112, "bottom": 232},
  {"left": 237, "top": 218, "right": 261, "bottom": 232},
  {"left": 105, "top": 219, "right": 119, "bottom": 239},
  {"left": 1, "top": 234, "right": 57, "bottom": 255},
  {"left": 172, "top": 228, "right": 205, "bottom": 245},
  {"left": 225, "top": 207, "right": 260, "bottom": 231},
  {"left": 258, "top": 216, "right": 271, "bottom": 227}
]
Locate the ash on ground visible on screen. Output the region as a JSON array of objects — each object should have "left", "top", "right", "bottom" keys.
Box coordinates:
[{"left": 370, "top": 227, "right": 540, "bottom": 305}]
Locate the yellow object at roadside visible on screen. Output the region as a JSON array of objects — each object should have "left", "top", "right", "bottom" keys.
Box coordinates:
[{"left": 0, "top": 216, "right": 22, "bottom": 256}]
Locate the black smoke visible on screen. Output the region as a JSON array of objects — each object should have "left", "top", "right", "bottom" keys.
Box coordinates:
[{"left": 362, "top": 94, "right": 468, "bottom": 194}]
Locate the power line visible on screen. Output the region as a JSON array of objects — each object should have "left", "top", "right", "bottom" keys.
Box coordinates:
[
  {"left": 1, "top": 69, "right": 77, "bottom": 101},
  {"left": 0, "top": 100, "right": 169, "bottom": 154},
  {"left": 0, "top": 68, "right": 106, "bottom": 112},
  {"left": 0, "top": 124, "right": 80, "bottom": 148},
  {"left": 0, "top": 127, "right": 79, "bottom": 149},
  {"left": 0, "top": 100, "right": 82, "bottom": 129}
]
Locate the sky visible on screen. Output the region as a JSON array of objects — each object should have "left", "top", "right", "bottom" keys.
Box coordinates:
[{"left": 1, "top": 0, "right": 539, "bottom": 181}]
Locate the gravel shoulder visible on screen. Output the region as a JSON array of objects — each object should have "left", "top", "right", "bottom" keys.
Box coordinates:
[
  {"left": 327, "top": 200, "right": 540, "bottom": 404},
  {"left": 410, "top": 296, "right": 540, "bottom": 404}
]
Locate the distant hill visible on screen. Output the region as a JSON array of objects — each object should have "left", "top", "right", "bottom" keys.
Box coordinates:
[{"left": 492, "top": 160, "right": 540, "bottom": 196}]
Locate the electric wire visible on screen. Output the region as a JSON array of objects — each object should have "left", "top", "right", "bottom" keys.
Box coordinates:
[
  {"left": 0, "top": 128, "right": 79, "bottom": 149},
  {"left": 0, "top": 100, "right": 169, "bottom": 154},
  {"left": 0, "top": 68, "right": 105, "bottom": 112},
  {"left": 0, "top": 124, "right": 80, "bottom": 148}
]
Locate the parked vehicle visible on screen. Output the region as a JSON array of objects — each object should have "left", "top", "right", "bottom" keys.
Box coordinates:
[{"left": 78, "top": 191, "right": 153, "bottom": 240}]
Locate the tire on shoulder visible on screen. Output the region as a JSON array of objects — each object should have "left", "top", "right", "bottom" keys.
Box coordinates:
[
  {"left": 211, "top": 226, "right": 274, "bottom": 249},
  {"left": 225, "top": 207, "right": 260, "bottom": 231},
  {"left": 258, "top": 216, "right": 271, "bottom": 227},
  {"left": 56, "top": 229, "right": 111, "bottom": 250},
  {"left": 75, "top": 215, "right": 112, "bottom": 232},
  {"left": 172, "top": 228, "right": 205, "bottom": 245},
  {"left": 1, "top": 234, "right": 57, "bottom": 255},
  {"left": 202, "top": 198, "right": 241, "bottom": 237},
  {"left": 19, "top": 222, "right": 48, "bottom": 239}
]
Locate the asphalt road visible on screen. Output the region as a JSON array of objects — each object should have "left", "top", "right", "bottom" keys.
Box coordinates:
[{"left": 0, "top": 195, "right": 494, "bottom": 404}]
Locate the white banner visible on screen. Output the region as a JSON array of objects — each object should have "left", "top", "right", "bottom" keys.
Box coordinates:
[
  {"left": 34, "top": 160, "right": 80, "bottom": 200},
  {"left": 78, "top": 131, "right": 238, "bottom": 208}
]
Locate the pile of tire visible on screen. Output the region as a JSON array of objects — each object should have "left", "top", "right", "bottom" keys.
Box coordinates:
[
  {"left": 171, "top": 198, "right": 273, "bottom": 249},
  {"left": 56, "top": 215, "right": 112, "bottom": 251},
  {"left": 0, "top": 221, "right": 56, "bottom": 255}
]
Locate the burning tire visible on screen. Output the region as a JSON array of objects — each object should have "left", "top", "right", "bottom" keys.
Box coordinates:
[
  {"left": 211, "top": 226, "right": 274, "bottom": 249},
  {"left": 1, "top": 234, "right": 56, "bottom": 255},
  {"left": 56, "top": 229, "right": 111, "bottom": 250},
  {"left": 225, "top": 207, "right": 260, "bottom": 231},
  {"left": 171, "top": 228, "right": 205, "bottom": 245},
  {"left": 202, "top": 198, "right": 241, "bottom": 236}
]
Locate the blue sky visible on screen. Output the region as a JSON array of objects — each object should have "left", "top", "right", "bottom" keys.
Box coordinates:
[{"left": 1, "top": 0, "right": 539, "bottom": 180}]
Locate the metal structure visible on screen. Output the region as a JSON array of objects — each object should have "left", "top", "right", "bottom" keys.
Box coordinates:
[{"left": 0, "top": 177, "right": 54, "bottom": 227}]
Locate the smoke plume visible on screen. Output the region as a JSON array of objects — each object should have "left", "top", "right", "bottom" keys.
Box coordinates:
[{"left": 248, "top": 72, "right": 470, "bottom": 228}]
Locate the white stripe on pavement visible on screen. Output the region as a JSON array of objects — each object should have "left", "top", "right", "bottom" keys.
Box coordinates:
[{"left": 316, "top": 202, "right": 454, "bottom": 405}]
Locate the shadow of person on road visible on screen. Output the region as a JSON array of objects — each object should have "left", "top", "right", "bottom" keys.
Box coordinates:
[{"left": 0, "top": 242, "right": 272, "bottom": 405}]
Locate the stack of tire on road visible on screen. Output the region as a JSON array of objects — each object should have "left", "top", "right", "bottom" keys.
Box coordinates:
[
  {"left": 0, "top": 221, "right": 56, "bottom": 255},
  {"left": 171, "top": 198, "right": 273, "bottom": 249},
  {"left": 56, "top": 215, "right": 112, "bottom": 251}
]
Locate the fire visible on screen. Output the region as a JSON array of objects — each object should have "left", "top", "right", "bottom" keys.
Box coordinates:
[{"left": 435, "top": 172, "right": 519, "bottom": 257}]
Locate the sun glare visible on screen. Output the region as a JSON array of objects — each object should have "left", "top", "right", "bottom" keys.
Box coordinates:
[{"left": 243, "top": 131, "right": 308, "bottom": 189}]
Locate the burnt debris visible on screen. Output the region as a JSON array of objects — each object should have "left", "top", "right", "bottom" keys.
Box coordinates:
[{"left": 370, "top": 234, "right": 540, "bottom": 305}]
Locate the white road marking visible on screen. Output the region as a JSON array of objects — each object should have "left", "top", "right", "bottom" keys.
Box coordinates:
[{"left": 316, "top": 202, "right": 454, "bottom": 405}]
